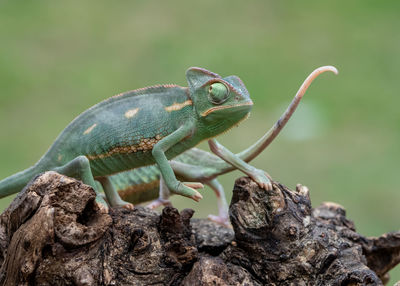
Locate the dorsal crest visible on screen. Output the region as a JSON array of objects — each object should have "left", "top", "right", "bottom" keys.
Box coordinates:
[{"left": 112, "top": 84, "right": 182, "bottom": 99}]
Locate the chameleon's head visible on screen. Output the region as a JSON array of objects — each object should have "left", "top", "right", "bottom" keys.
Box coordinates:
[{"left": 186, "top": 67, "right": 253, "bottom": 135}]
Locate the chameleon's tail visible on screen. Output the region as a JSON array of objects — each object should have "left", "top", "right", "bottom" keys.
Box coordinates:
[
  {"left": 237, "top": 65, "right": 339, "bottom": 162},
  {"left": 0, "top": 165, "right": 43, "bottom": 198}
]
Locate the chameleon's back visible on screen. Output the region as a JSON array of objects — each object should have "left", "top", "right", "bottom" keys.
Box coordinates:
[{"left": 43, "top": 85, "right": 194, "bottom": 177}]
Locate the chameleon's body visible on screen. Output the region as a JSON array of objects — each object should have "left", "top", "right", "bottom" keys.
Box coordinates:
[
  {"left": 0, "top": 67, "right": 269, "bottom": 212},
  {"left": 100, "top": 66, "right": 339, "bottom": 223},
  {"left": 0, "top": 65, "right": 337, "bottom": 223},
  {"left": 99, "top": 66, "right": 337, "bottom": 224}
]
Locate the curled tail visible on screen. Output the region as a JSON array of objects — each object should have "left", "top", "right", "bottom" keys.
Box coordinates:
[
  {"left": 0, "top": 165, "right": 43, "bottom": 198},
  {"left": 237, "top": 65, "right": 338, "bottom": 162}
]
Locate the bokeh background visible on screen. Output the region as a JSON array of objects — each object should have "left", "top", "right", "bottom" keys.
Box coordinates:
[{"left": 1, "top": 0, "right": 399, "bottom": 282}]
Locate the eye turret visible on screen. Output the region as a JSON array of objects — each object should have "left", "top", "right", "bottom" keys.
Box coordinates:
[{"left": 208, "top": 82, "right": 229, "bottom": 104}]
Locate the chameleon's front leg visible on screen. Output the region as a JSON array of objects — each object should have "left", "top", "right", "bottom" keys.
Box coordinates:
[
  {"left": 208, "top": 138, "right": 273, "bottom": 191},
  {"left": 152, "top": 122, "right": 204, "bottom": 201}
]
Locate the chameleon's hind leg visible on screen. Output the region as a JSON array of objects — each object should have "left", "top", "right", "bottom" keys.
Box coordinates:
[
  {"left": 52, "top": 156, "right": 108, "bottom": 213},
  {"left": 206, "top": 179, "right": 230, "bottom": 227},
  {"left": 97, "top": 176, "right": 134, "bottom": 210},
  {"left": 208, "top": 138, "right": 273, "bottom": 191},
  {"left": 146, "top": 175, "right": 172, "bottom": 209}
]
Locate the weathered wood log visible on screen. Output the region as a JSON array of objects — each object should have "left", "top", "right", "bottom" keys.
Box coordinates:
[{"left": 0, "top": 171, "right": 398, "bottom": 285}]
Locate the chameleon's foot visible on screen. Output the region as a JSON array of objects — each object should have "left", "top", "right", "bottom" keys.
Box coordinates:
[
  {"left": 249, "top": 170, "right": 273, "bottom": 191},
  {"left": 258, "top": 179, "right": 273, "bottom": 191},
  {"left": 184, "top": 182, "right": 204, "bottom": 202},
  {"left": 296, "top": 184, "right": 309, "bottom": 197},
  {"left": 208, "top": 214, "right": 232, "bottom": 228},
  {"left": 122, "top": 203, "right": 135, "bottom": 210},
  {"left": 176, "top": 182, "right": 204, "bottom": 202},
  {"left": 146, "top": 198, "right": 172, "bottom": 209},
  {"left": 190, "top": 191, "right": 203, "bottom": 202},
  {"left": 95, "top": 196, "right": 109, "bottom": 214},
  {"left": 110, "top": 199, "right": 134, "bottom": 210}
]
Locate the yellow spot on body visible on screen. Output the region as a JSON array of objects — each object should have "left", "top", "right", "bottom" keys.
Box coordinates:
[
  {"left": 124, "top": 108, "right": 139, "bottom": 118},
  {"left": 57, "top": 154, "right": 63, "bottom": 161},
  {"left": 165, "top": 100, "right": 192, "bottom": 112},
  {"left": 83, "top": 123, "right": 97, "bottom": 135}
]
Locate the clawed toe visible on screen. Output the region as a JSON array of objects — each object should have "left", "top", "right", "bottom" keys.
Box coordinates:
[
  {"left": 96, "top": 202, "right": 109, "bottom": 214},
  {"left": 122, "top": 203, "right": 135, "bottom": 210},
  {"left": 95, "top": 196, "right": 110, "bottom": 213},
  {"left": 256, "top": 181, "right": 273, "bottom": 191},
  {"left": 191, "top": 191, "right": 203, "bottom": 202},
  {"left": 184, "top": 182, "right": 204, "bottom": 189}
]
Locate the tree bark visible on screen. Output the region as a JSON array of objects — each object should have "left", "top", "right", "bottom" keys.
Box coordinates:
[{"left": 0, "top": 171, "right": 399, "bottom": 285}]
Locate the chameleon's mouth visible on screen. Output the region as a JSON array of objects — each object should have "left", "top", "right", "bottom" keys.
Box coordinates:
[{"left": 200, "top": 101, "right": 253, "bottom": 117}]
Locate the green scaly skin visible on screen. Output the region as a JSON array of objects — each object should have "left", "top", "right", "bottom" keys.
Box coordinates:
[{"left": 0, "top": 67, "right": 271, "bottom": 212}]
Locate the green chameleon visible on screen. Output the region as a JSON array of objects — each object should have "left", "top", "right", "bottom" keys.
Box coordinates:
[
  {"left": 101, "top": 66, "right": 338, "bottom": 225},
  {"left": 0, "top": 66, "right": 337, "bottom": 219}
]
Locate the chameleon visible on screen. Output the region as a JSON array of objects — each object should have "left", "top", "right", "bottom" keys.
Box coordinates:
[
  {"left": 0, "top": 66, "right": 337, "bottom": 216},
  {"left": 0, "top": 67, "right": 273, "bottom": 212},
  {"left": 95, "top": 66, "right": 338, "bottom": 225}
]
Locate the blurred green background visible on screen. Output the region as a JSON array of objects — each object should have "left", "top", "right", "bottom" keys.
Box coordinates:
[{"left": 0, "top": 0, "right": 399, "bottom": 282}]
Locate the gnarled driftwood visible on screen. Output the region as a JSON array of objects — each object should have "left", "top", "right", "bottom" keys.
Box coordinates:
[{"left": 0, "top": 172, "right": 399, "bottom": 285}]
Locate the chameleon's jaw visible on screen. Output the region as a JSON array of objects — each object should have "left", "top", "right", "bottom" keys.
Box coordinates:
[{"left": 200, "top": 101, "right": 253, "bottom": 117}]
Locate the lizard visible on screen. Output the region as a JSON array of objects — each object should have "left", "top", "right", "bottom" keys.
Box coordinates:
[
  {"left": 0, "top": 67, "right": 275, "bottom": 212},
  {"left": 96, "top": 66, "right": 338, "bottom": 225}
]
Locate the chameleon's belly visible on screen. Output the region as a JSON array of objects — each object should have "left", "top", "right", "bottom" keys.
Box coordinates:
[
  {"left": 89, "top": 150, "right": 157, "bottom": 177},
  {"left": 76, "top": 120, "right": 179, "bottom": 177}
]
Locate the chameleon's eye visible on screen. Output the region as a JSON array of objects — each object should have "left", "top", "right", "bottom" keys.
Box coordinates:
[{"left": 208, "top": 82, "right": 230, "bottom": 105}]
